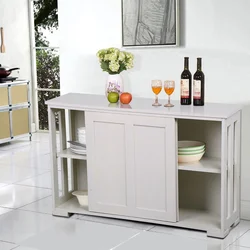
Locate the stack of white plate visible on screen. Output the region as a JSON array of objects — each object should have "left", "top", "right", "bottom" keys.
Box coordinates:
[
  {"left": 178, "top": 141, "right": 205, "bottom": 163},
  {"left": 77, "top": 127, "right": 86, "bottom": 144},
  {"left": 68, "top": 127, "right": 87, "bottom": 155},
  {"left": 68, "top": 141, "right": 86, "bottom": 155}
]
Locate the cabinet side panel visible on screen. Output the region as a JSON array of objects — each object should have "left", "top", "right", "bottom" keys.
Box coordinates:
[
  {"left": 12, "top": 108, "right": 29, "bottom": 136},
  {"left": 0, "top": 87, "right": 8, "bottom": 106},
  {"left": 134, "top": 125, "right": 167, "bottom": 212},
  {"left": 91, "top": 121, "right": 127, "bottom": 207},
  {"left": 222, "top": 112, "right": 241, "bottom": 231},
  {"left": 0, "top": 111, "right": 10, "bottom": 139},
  {"left": 11, "top": 85, "right": 28, "bottom": 104}
]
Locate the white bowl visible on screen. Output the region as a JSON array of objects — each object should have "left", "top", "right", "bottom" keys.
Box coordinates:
[
  {"left": 77, "top": 130, "right": 86, "bottom": 135},
  {"left": 78, "top": 135, "right": 86, "bottom": 139},
  {"left": 77, "top": 132, "right": 86, "bottom": 135},
  {"left": 78, "top": 139, "right": 86, "bottom": 144},
  {"left": 72, "top": 190, "right": 88, "bottom": 206},
  {"left": 178, "top": 151, "right": 205, "bottom": 163},
  {"left": 78, "top": 135, "right": 86, "bottom": 144}
]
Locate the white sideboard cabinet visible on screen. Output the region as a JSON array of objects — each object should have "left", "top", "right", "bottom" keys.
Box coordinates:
[{"left": 46, "top": 93, "right": 243, "bottom": 239}]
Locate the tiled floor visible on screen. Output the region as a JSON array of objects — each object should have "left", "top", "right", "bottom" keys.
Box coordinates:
[{"left": 0, "top": 132, "right": 250, "bottom": 250}]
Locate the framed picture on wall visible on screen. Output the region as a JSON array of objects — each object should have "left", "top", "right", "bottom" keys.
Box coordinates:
[{"left": 122, "top": 0, "right": 179, "bottom": 48}]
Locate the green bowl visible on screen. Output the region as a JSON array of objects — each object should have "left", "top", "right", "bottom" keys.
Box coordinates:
[
  {"left": 178, "top": 148, "right": 205, "bottom": 155},
  {"left": 178, "top": 140, "right": 205, "bottom": 152},
  {"left": 178, "top": 146, "right": 205, "bottom": 153}
]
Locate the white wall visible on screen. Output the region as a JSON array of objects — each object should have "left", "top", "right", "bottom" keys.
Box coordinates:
[
  {"left": 58, "top": 0, "right": 250, "bottom": 218},
  {"left": 0, "top": 0, "right": 32, "bottom": 81}
]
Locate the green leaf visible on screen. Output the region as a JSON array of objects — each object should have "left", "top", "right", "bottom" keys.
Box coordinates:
[{"left": 100, "top": 61, "right": 112, "bottom": 74}]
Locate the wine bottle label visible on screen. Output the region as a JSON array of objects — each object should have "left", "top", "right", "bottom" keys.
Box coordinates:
[
  {"left": 193, "top": 80, "right": 201, "bottom": 99},
  {"left": 181, "top": 79, "right": 189, "bottom": 98}
]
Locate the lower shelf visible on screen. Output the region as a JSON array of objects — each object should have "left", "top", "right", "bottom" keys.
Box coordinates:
[
  {"left": 178, "top": 157, "right": 221, "bottom": 174},
  {"left": 177, "top": 208, "right": 220, "bottom": 231},
  {"left": 57, "top": 148, "right": 87, "bottom": 160},
  {"left": 56, "top": 197, "right": 220, "bottom": 232},
  {"left": 58, "top": 197, "right": 91, "bottom": 215}
]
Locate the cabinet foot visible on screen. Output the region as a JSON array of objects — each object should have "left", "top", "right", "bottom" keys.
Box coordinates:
[
  {"left": 207, "top": 218, "right": 241, "bottom": 239},
  {"left": 231, "top": 218, "right": 240, "bottom": 228},
  {"left": 53, "top": 209, "right": 72, "bottom": 218},
  {"left": 207, "top": 229, "right": 229, "bottom": 239}
]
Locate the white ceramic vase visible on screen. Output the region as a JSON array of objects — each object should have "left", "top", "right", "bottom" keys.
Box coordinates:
[{"left": 105, "top": 74, "right": 124, "bottom": 96}]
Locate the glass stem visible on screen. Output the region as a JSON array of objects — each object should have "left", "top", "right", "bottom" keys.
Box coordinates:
[
  {"left": 168, "top": 95, "right": 171, "bottom": 104},
  {"left": 155, "top": 95, "right": 158, "bottom": 104}
]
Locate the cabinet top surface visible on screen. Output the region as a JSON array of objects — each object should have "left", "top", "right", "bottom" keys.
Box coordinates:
[
  {"left": 0, "top": 80, "right": 29, "bottom": 87},
  {"left": 46, "top": 93, "right": 243, "bottom": 119}
]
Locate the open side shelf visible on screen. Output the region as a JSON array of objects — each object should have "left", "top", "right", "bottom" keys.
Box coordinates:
[
  {"left": 178, "top": 157, "right": 221, "bottom": 174},
  {"left": 177, "top": 119, "right": 223, "bottom": 236}
]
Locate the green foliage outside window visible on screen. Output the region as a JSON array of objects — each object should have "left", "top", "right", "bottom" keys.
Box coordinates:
[{"left": 34, "top": 0, "right": 60, "bottom": 130}]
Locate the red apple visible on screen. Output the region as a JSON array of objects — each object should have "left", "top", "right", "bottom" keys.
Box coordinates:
[{"left": 120, "top": 92, "right": 132, "bottom": 104}]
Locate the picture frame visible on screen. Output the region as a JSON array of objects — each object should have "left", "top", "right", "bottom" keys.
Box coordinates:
[{"left": 121, "top": 0, "right": 179, "bottom": 48}]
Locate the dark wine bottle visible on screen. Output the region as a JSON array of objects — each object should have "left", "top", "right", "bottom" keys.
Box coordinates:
[
  {"left": 193, "top": 58, "right": 205, "bottom": 106},
  {"left": 180, "top": 57, "right": 192, "bottom": 105}
]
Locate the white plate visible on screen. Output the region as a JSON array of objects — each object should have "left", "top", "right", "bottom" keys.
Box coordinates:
[
  {"left": 68, "top": 141, "right": 86, "bottom": 148},
  {"left": 70, "top": 147, "right": 87, "bottom": 155},
  {"left": 71, "top": 145, "right": 86, "bottom": 150}
]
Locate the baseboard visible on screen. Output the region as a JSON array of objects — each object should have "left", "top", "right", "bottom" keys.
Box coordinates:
[{"left": 241, "top": 200, "right": 250, "bottom": 220}]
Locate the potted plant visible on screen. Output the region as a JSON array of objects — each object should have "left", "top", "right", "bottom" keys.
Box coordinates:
[{"left": 96, "top": 47, "right": 134, "bottom": 96}]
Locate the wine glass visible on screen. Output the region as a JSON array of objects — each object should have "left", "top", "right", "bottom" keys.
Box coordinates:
[
  {"left": 151, "top": 80, "right": 162, "bottom": 106},
  {"left": 164, "top": 80, "right": 175, "bottom": 107}
]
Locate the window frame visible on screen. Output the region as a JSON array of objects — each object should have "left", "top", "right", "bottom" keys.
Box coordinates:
[{"left": 28, "top": 0, "right": 60, "bottom": 131}]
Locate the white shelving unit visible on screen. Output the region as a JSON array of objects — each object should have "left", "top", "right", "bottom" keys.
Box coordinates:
[{"left": 46, "top": 93, "right": 242, "bottom": 239}]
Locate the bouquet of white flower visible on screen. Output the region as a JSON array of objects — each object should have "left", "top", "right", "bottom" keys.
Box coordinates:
[{"left": 97, "top": 47, "right": 134, "bottom": 75}]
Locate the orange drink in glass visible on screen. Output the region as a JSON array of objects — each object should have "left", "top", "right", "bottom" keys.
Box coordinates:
[
  {"left": 151, "top": 80, "right": 162, "bottom": 106},
  {"left": 164, "top": 80, "right": 175, "bottom": 107}
]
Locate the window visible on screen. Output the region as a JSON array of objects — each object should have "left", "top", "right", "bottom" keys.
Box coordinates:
[{"left": 30, "top": 0, "right": 60, "bottom": 130}]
